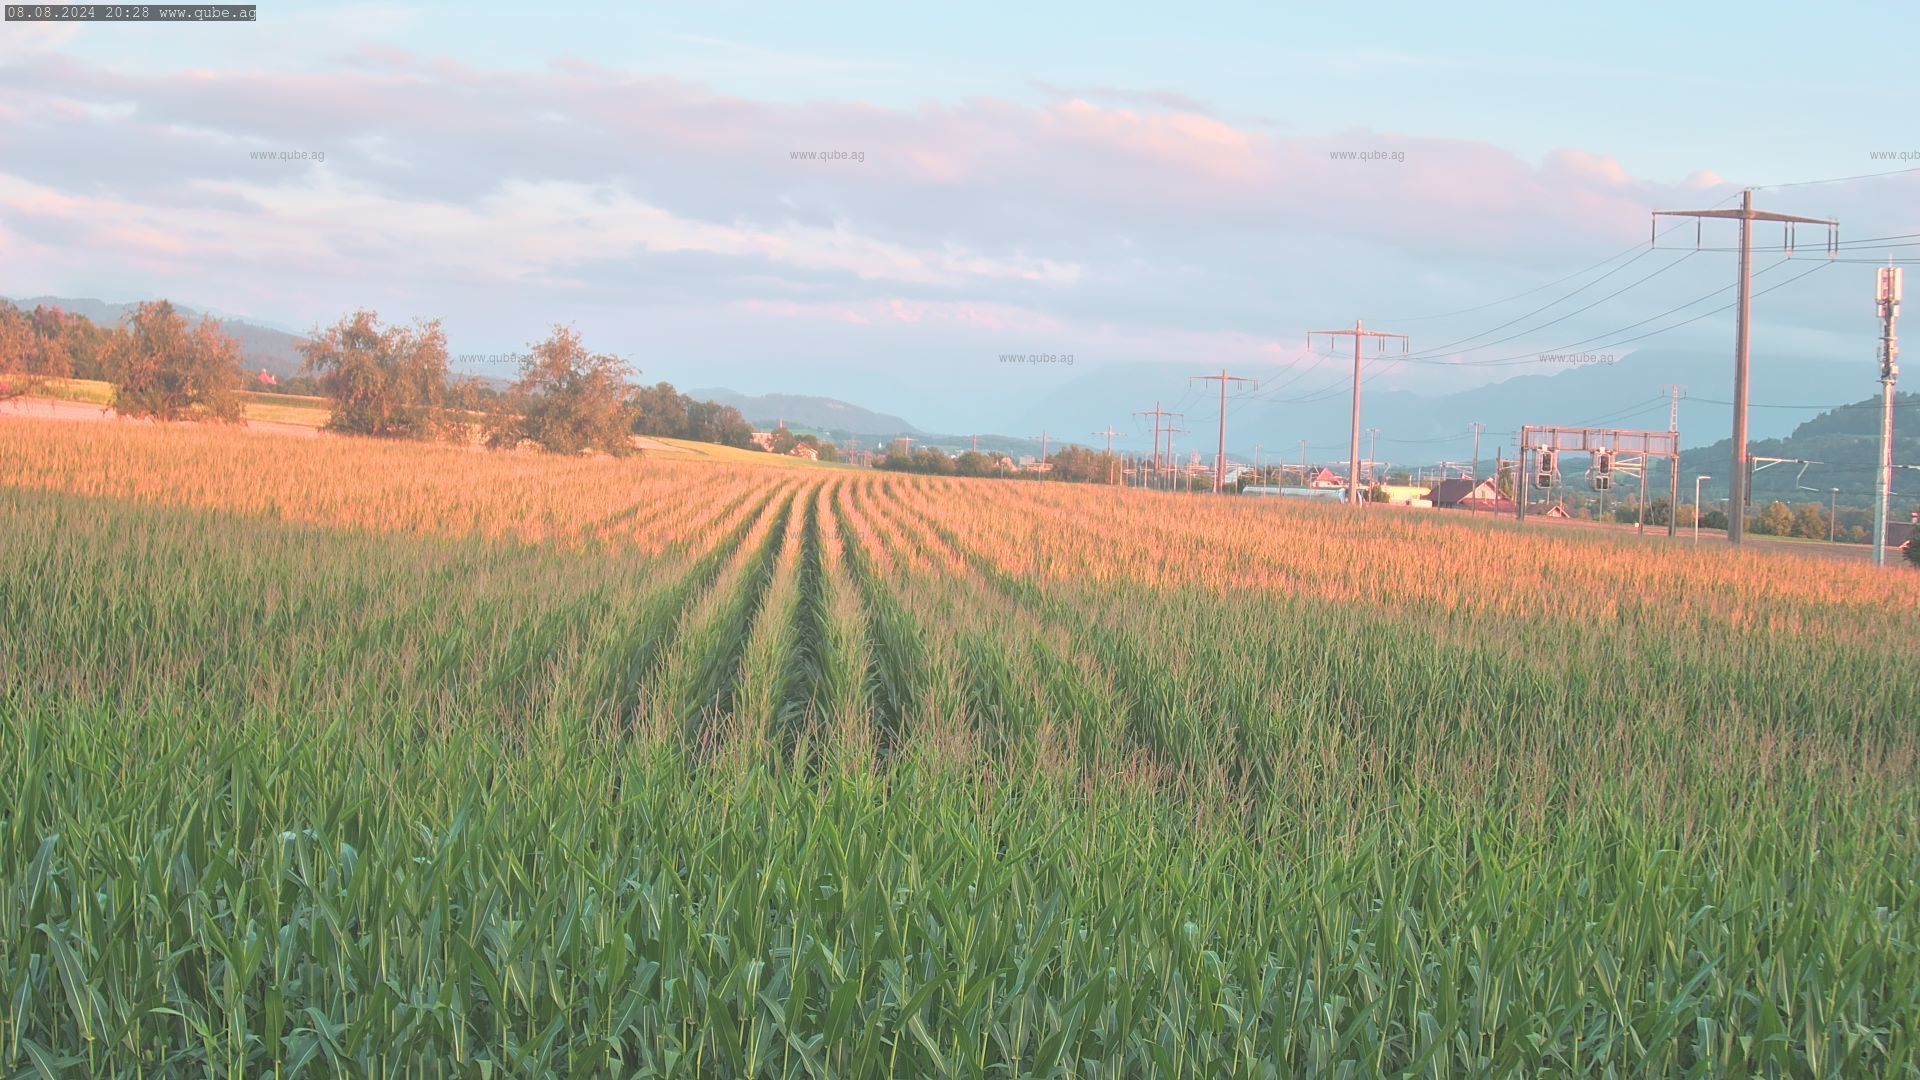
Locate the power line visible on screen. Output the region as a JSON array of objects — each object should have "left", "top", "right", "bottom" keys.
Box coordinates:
[
  {"left": 1396, "top": 257, "right": 1826, "bottom": 370},
  {"left": 1399, "top": 248, "right": 1699, "bottom": 360},
  {"left": 1755, "top": 164, "right": 1920, "bottom": 190},
  {"left": 1384, "top": 243, "right": 1653, "bottom": 324},
  {"left": 1687, "top": 395, "right": 1919, "bottom": 411},
  {"left": 1378, "top": 190, "right": 1742, "bottom": 324}
]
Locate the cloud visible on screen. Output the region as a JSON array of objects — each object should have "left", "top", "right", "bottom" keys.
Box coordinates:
[{"left": 2, "top": 44, "right": 1910, "bottom": 432}]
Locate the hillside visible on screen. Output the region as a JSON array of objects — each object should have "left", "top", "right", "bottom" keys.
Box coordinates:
[
  {"left": 687, "top": 387, "right": 922, "bottom": 437},
  {"left": 1680, "top": 392, "right": 1919, "bottom": 506}
]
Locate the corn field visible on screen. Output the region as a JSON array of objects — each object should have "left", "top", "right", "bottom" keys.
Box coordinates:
[{"left": 2, "top": 417, "right": 1917, "bottom": 1076}]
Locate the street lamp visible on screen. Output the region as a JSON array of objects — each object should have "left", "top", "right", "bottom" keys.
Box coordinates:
[{"left": 1694, "top": 475, "right": 1711, "bottom": 545}]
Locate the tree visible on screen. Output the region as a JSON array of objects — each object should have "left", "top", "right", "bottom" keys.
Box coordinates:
[
  {"left": 26, "top": 306, "right": 74, "bottom": 379},
  {"left": 106, "top": 301, "right": 244, "bottom": 422},
  {"left": 1750, "top": 500, "right": 1794, "bottom": 536},
  {"left": 630, "top": 381, "right": 756, "bottom": 448},
  {"left": 0, "top": 303, "right": 36, "bottom": 398},
  {"left": 54, "top": 312, "right": 113, "bottom": 382},
  {"left": 488, "top": 326, "right": 637, "bottom": 455},
  {"left": 1791, "top": 503, "right": 1827, "bottom": 541},
  {"left": 952, "top": 450, "right": 998, "bottom": 477},
  {"left": 1047, "top": 445, "right": 1120, "bottom": 484},
  {"left": 631, "top": 382, "right": 691, "bottom": 438},
  {"left": 684, "top": 400, "right": 754, "bottom": 448},
  {"left": 300, "top": 310, "right": 457, "bottom": 440},
  {"left": 1699, "top": 508, "right": 1729, "bottom": 531},
  {"left": 1907, "top": 536, "right": 1920, "bottom": 568},
  {"left": 877, "top": 447, "right": 956, "bottom": 475}
]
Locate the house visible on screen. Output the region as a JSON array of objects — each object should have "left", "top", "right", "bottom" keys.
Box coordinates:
[
  {"left": 1430, "top": 477, "right": 1515, "bottom": 514},
  {"left": 1430, "top": 477, "right": 1500, "bottom": 508},
  {"left": 1542, "top": 504, "right": 1572, "bottom": 519},
  {"left": 1306, "top": 467, "right": 1344, "bottom": 489},
  {"left": 749, "top": 431, "right": 777, "bottom": 452},
  {"left": 790, "top": 444, "right": 819, "bottom": 461}
]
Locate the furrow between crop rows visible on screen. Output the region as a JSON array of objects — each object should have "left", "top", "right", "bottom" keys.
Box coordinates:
[{"left": 636, "top": 483, "right": 799, "bottom": 750}]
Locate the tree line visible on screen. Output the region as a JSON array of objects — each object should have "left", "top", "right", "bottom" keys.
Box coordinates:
[
  {"left": 875, "top": 443, "right": 1119, "bottom": 484},
  {"left": 0, "top": 302, "right": 771, "bottom": 457}
]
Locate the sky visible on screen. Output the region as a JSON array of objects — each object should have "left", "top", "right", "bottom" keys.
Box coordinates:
[{"left": 1, "top": 0, "right": 1917, "bottom": 436}]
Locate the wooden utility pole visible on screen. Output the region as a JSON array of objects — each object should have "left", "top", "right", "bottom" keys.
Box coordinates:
[
  {"left": 1092, "top": 425, "right": 1122, "bottom": 485},
  {"left": 1190, "top": 368, "right": 1257, "bottom": 493},
  {"left": 1653, "top": 191, "right": 1837, "bottom": 544},
  {"left": 1308, "top": 320, "right": 1410, "bottom": 505},
  {"left": 1469, "top": 421, "right": 1484, "bottom": 481},
  {"left": 1134, "top": 402, "right": 1183, "bottom": 491}
]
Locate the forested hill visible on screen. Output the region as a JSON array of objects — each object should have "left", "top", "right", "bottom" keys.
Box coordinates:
[{"left": 1679, "top": 392, "right": 1919, "bottom": 504}]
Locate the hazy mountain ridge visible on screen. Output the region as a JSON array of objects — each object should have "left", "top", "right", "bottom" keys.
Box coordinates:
[
  {"left": 1005, "top": 347, "right": 1890, "bottom": 465},
  {"left": 686, "top": 388, "right": 923, "bottom": 437}
]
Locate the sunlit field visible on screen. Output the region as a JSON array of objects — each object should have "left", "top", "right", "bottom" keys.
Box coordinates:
[{"left": 3, "top": 417, "right": 1916, "bottom": 1076}]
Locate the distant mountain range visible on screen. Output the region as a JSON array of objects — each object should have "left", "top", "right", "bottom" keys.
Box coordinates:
[
  {"left": 687, "top": 388, "right": 923, "bottom": 438},
  {"left": 1001, "top": 345, "right": 1893, "bottom": 467}
]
